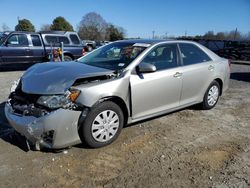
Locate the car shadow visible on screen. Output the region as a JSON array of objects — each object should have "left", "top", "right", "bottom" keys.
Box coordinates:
[
  {"left": 0, "top": 102, "right": 30, "bottom": 152},
  {"left": 0, "top": 63, "right": 34, "bottom": 72},
  {"left": 230, "top": 72, "right": 250, "bottom": 82}
]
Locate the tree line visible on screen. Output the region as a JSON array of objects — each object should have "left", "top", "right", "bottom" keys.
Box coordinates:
[
  {"left": 193, "top": 30, "right": 250, "bottom": 41},
  {"left": 1, "top": 12, "right": 125, "bottom": 41},
  {"left": 1, "top": 12, "right": 249, "bottom": 41}
]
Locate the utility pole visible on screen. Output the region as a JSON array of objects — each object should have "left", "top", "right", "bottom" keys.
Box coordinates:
[
  {"left": 185, "top": 30, "right": 187, "bottom": 38},
  {"left": 17, "top": 16, "right": 21, "bottom": 31},
  {"left": 152, "top": 31, "right": 155, "bottom": 39},
  {"left": 165, "top": 32, "right": 168, "bottom": 39},
  {"left": 233, "top": 27, "right": 238, "bottom": 41}
]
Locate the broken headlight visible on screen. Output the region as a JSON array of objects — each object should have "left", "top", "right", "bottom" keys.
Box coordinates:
[{"left": 37, "top": 90, "right": 81, "bottom": 109}]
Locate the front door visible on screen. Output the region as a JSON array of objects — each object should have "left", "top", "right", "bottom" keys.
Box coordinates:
[
  {"left": 2, "top": 34, "right": 32, "bottom": 64},
  {"left": 130, "top": 43, "right": 183, "bottom": 119}
]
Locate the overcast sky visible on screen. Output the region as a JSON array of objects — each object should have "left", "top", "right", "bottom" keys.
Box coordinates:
[{"left": 0, "top": 0, "right": 249, "bottom": 38}]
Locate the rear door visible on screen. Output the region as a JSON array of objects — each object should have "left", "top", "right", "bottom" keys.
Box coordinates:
[
  {"left": 130, "top": 43, "right": 183, "bottom": 119},
  {"left": 178, "top": 43, "right": 215, "bottom": 105},
  {"left": 29, "top": 34, "right": 45, "bottom": 63}
]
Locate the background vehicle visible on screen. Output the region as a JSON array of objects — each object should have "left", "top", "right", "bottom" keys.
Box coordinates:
[
  {"left": 0, "top": 31, "right": 84, "bottom": 66},
  {"left": 82, "top": 40, "right": 96, "bottom": 51},
  {"left": 5, "top": 40, "right": 230, "bottom": 150},
  {"left": 180, "top": 38, "right": 250, "bottom": 61}
]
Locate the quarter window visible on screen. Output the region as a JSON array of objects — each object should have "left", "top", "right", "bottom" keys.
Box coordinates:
[
  {"left": 31, "top": 35, "right": 42, "bottom": 46},
  {"left": 69, "top": 34, "right": 80, "bottom": 44},
  {"left": 7, "top": 34, "right": 29, "bottom": 46},
  {"left": 179, "top": 43, "right": 211, "bottom": 65},
  {"left": 141, "top": 44, "right": 178, "bottom": 71}
]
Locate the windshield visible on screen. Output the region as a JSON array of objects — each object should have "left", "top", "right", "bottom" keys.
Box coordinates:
[{"left": 78, "top": 42, "right": 148, "bottom": 70}]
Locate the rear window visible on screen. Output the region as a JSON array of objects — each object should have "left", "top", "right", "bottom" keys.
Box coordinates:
[
  {"left": 69, "top": 34, "right": 80, "bottom": 44},
  {"left": 31, "top": 35, "right": 42, "bottom": 46},
  {"left": 45, "top": 35, "right": 70, "bottom": 45},
  {"left": 58, "top": 36, "right": 70, "bottom": 44},
  {"left": 179, "top": 43, "right": 212, "bottom": 65}
]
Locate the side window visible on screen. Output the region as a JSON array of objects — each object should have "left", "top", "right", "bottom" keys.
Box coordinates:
[
  {"left": 45, "top": 36, "right": 58, "bottom": 44},
  {"left": 7, "top": 34, "right": 29, "bottom": 46},
  {"left": 141, "top": 44, "right": 178, "bottom": 71},
  {"left": 179, "top": 43, "right": 211, "bottom": 65},
  {"left": 31, "top": 35, "right": 42, "bottom": 47},
  {"left": 69, "top": 34, "right": 80, "bottom": 44},
  {"left": 58, "top": 36, "right": 70, "bottom": 44}
]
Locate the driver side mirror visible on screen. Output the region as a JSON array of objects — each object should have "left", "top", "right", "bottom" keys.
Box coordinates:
[{"left": 137, "top": 63, "right": 156, "bottom": 73}]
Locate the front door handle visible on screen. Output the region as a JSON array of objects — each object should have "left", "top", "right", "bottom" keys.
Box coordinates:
[
  {"left": 208, "top": 65, "right": 215, "bottom": 71},
  {"left": 173, "top": 72, "right": 182, "bottom": 78}
]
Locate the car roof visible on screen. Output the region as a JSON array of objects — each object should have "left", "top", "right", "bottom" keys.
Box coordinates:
[
  {"left": 114, "top": 39, "right": 204, "bottom": 46},
  {"left": 6, "top": 31, "right": 78, "bottom": 36},
  {"left": 115, "top": 39, "right": 167, "bottom": 45}
]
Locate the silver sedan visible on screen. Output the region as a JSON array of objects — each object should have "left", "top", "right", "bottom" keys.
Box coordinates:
[{"left": 5, "top": 40, "right": 230, "bottom": 150}]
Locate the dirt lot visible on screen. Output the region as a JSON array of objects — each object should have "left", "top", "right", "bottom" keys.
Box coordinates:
[{"left": 0, "top": 64, "right": 249, "bottom": 188}]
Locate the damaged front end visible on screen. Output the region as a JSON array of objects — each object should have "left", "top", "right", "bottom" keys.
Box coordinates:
[
  {"left": 5, "top": 62, "right": 120, "bottom": 150},
  {"left": 5, "top": 80, "right": 83, "bottom": 150}
]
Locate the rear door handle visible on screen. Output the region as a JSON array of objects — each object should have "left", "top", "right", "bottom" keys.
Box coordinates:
[
  {"left": 173, "top": 72, "right": 182, "bottom": 78},
  {"left": 208, "top": 65, "right": 215, "bottom": 71}
]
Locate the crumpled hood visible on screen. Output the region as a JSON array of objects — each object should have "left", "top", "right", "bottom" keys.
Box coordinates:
[{"left": 21, "top": 61, "right": 114, "bottom": 95}]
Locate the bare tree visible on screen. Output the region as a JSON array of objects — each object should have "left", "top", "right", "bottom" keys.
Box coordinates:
[
  {"left": 40, "top": 24, "right": 51, "bottom": 32},
  {"left": 78, "top": 12, "right": 108, "bottom": 41},
  {"left": 203, "top": 31, "right": 215, "bottom": 40},
  {"left": 227, "top": 30, "right": 241, "bottom": 40},
  {"left": 1, "top": 23, "right": 10, "bottom": 31},
  {"left": 216, "top": 32, "right": 226, "bottom": 40}
]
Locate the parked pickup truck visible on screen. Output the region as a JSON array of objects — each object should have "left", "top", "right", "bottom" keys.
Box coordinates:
[{"left": 0, "top": 31, "right": 84, "bottom": 66}]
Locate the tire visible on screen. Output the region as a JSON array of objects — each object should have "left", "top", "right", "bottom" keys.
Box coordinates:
[
  {"left": 201, "top": 80, "right": 220, "bottom": 110},
  {"left": 63, "top": 55, "right": 73, "bottom": 61},
  {"left": 79, "top": 101, "right": 124, "bottom": 148}
]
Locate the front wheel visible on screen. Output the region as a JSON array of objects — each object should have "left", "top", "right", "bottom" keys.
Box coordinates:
[
  {"left": 79, "top": 101, "right": 124, "bottom": 148},
  {"left": 201, "top": 80, "right": 220, "bottom": 110}
]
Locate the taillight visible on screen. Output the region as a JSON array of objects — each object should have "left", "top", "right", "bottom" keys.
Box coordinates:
[{"left": 82, "top": 48, "right": 85, "bottom": 55}]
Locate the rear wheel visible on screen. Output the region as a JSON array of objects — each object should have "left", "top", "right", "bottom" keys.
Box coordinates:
[
  {"left": 63, "top": 55, "right": 73, "bottom": 61},
  {"left": 79, "top": 101, "right": 124, "bottom": 148},
  {"left": 201, "top": 80, "right": 220, "bottom": 110}
]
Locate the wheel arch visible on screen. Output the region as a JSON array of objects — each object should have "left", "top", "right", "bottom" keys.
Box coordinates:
[
  {"left": 63, "top": 52, "right": 74, "bottom": 60},
  {"left": 97, "top": 96, "right": 129, "bottom": 125},
  {"left": 214, "top": 78, "right": 223, "bottom": 96}
]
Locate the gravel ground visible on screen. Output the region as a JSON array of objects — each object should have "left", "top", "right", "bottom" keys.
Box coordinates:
[{"left": 0, "top": 64, "right": 249, "bottom": 188}]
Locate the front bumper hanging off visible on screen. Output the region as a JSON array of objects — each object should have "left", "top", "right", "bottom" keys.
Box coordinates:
[{"left": 5, "top": 101, "right": 82, "bottom": 150}]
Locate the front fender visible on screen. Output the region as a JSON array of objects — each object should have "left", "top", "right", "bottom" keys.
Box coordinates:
[{"left": 75, "top": 75, "right": 131, "bottom": 108}]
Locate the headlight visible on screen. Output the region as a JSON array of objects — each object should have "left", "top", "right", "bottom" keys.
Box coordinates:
[
  {"left": 37, "top": 95, "right": 69, "bottom": 109},
  {"left": 37, "top": 89, "right": 81, "bottom": 109}
]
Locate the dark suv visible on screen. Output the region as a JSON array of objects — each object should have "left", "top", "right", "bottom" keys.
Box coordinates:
[{"left": 0, "top": 31, "right": 84, "bottom": 66}]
